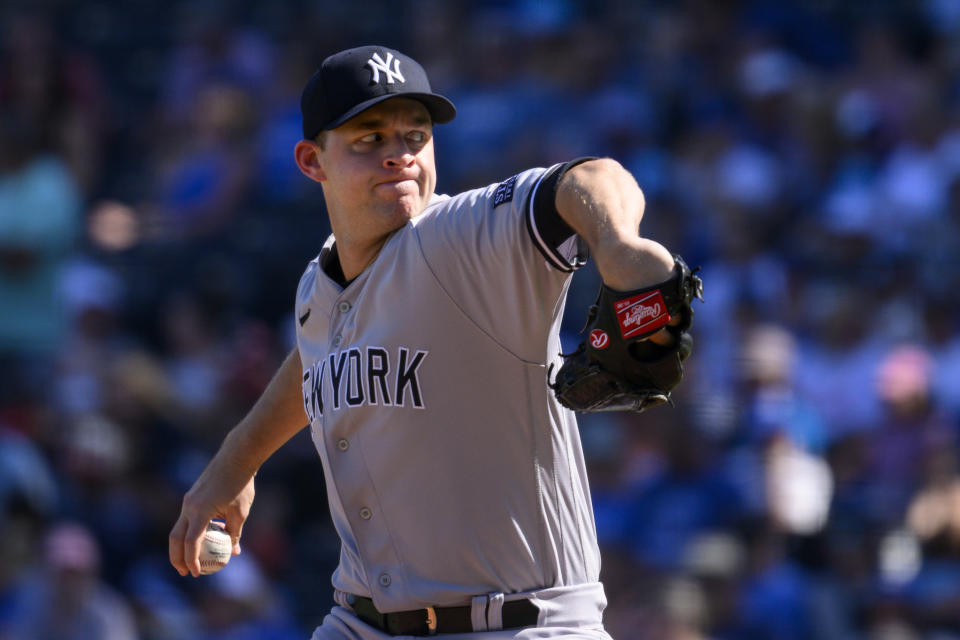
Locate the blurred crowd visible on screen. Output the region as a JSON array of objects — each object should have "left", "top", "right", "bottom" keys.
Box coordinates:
[{"left": 2, "top": 0, "right": 960, "bottom": 638}]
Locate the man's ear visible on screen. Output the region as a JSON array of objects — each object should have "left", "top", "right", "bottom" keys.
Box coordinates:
[{"left": 294, "top": 140, "right": 326, "bottom": 183}]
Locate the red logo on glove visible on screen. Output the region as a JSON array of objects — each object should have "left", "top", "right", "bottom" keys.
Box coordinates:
[
  {"left": 589, "top": 329, "right": 610, "bottom": 349},
  {"left": 615, "top": 290, "right": 670, "bottom": 338}
]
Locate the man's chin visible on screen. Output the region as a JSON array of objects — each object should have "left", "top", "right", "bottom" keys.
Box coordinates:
[{"left": 383, "top": 194, "right": 428, "bottom": 219}]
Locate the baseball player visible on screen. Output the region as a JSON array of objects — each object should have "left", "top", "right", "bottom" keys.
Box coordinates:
[{"left": 169, "top": 45, "right": 701, "bottom": 638}]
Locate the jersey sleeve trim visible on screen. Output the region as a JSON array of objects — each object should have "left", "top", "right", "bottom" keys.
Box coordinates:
[{"left": 525, "top": 157, "right": 596, "bottom": 273}]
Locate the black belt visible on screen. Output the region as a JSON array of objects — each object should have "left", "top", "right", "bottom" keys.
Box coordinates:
[{"left": 350, "top": 595, "right": 539, "bottom": 636}]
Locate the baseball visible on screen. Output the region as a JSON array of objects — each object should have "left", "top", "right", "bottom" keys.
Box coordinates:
[{"left": 199, "top": 521, "right": 232, "bottom": 575}]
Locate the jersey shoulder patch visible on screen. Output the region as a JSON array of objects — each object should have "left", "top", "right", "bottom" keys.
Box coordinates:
[{"left": 493, "top": 175, "right": 518, "bottom": 208}]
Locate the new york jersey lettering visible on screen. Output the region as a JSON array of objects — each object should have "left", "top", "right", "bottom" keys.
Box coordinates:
[
  {"left": 328, "top": 351, "right": 349, "bottom": 411},
  {"left": 346, "top": 348, "right": 364, "bottom": 407},
  {"left": 302, "top": 359, "right": 325, "bottom": 423},
  {"left": 366, "top": 347, "right": 391, "bottom": 406},
  {"left": 303, "top": 346, "right": 429, "bottom": 416},
  {"left": 395, "top": 347, "right": 428, "bottom": 408}
]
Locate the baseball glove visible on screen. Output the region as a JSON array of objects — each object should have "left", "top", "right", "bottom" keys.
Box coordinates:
[{"left": 549, "top": 255, "right": 703, "bottom": 413}]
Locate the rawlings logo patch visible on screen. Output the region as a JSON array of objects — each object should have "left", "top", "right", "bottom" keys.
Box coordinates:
[
  {"left": 615, "top": 290, "right": 670, "bottom": 338},
  {"left": 589, "top": 329, "right": 610, "bottom": 349},
  {"left": 493, "top": 175, "right": 517, "bottom": 208}
]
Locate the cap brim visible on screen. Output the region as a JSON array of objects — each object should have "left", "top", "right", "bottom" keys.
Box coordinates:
[{"left": 322, "top": 92, "right": 456, "bottom": 132}]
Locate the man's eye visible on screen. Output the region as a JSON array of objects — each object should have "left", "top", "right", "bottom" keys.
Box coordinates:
[
  {"left": 359, "top": 133, "right": 380, "bottom": 143},
  {"left": 408, "top": 131, "right": 426, "bottom": 143}
]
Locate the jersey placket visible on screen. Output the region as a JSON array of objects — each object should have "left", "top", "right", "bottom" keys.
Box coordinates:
[{"left": 322, "top": 277, "right": 410, "bottom": 606}]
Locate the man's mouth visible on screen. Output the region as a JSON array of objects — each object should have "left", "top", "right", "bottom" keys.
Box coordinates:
[{"left": 375, "top": 178, "right": 419, "bottom": 191}]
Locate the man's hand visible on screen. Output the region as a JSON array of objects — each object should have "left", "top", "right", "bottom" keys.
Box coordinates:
[{"left": 169, "top": 473, "right": 255, "bottom": 577}]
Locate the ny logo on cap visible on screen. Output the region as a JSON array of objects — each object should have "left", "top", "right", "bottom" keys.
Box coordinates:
[{"left": 367, "top": 52, "right": 405, "bottom": 85}]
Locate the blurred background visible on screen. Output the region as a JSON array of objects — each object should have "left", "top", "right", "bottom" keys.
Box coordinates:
[{"left": 2, "top": 0, "right": 960, "bottom": 638}]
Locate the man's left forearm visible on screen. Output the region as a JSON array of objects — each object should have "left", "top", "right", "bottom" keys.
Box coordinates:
[{"left": 554, "top": 157, "right": 675, "bottom": 291}]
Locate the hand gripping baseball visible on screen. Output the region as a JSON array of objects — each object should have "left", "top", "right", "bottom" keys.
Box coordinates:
[
  {"left": 169, "top": 473, "right": 255, "bottom": 577},
  {"left": 549, "top": 255, "right": 703, "bottom": 413}
]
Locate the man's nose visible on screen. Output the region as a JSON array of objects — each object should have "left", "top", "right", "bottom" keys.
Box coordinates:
[{"left": 383, "top": 134, "right": 415, "bottom": 168}]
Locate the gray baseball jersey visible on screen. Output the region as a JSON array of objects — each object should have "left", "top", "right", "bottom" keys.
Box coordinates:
[{"left": 295, "top": 161, "right": 607, "bottom": 626}]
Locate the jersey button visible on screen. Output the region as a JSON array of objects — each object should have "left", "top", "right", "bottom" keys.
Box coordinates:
[
  {"left": 378, "top": 573, "right": 391, "bottom": 588},
  {"left": 336, "top": 439, "right": 349, "bottom": 451},
  {"left": 338, "top": 301, "right": 351, "bottom": 313},
  {"left": 359, "top": 507, "right": 372, "bottom": 520},
  {"left": 332, "top": 335, "right": 342, "bottom": 348}
]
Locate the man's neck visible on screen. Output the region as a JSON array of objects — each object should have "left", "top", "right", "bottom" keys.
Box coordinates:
[
  {"left": 327, "top": 195, "right": 434, "bottom": 280},
  {"left": 323, "top": 244, "right": 352, "bottom": 288},
  {"left": 332, "top": 232, "right": 394, "bottom": 282}
]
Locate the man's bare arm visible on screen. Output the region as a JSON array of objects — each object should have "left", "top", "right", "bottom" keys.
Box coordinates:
[
  {"left": 555, "top": 158, "right": 677, "bottom": 343},
  {"left": 169, "top": 347, "right": 308, "bottom": 577}
]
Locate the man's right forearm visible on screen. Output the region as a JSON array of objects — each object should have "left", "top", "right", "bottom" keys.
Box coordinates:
[
  {"left": 212, "top": 347, "right": 309, "bottom": 476},
  {"left": 171, "top": 347, "right": 309, "bottom": 576}
]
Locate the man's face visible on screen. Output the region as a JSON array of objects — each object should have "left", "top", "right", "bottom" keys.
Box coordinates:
[{"left": 315, "top": 98, "right": 436, "bottom": 237}]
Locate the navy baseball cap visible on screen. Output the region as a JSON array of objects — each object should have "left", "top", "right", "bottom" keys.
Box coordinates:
[{"left": 301, "top": 45, "right": 456, "bottom": 139}]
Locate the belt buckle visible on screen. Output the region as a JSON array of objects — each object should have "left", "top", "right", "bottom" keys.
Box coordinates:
[{"left": 424, "top": 606, "right": 437, "bottom": 635}]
